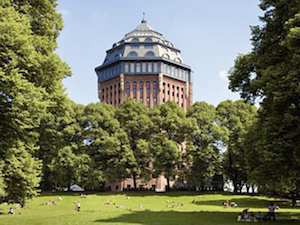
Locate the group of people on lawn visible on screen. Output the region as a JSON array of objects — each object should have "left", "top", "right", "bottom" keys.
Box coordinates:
[{"left": 236, "top": 202, "right": 279, "bottom": 222}]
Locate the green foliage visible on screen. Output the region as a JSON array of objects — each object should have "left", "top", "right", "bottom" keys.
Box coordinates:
[
  {"left": 81, "top": 102, "right": 131, "bottom": 185},
  {"left": 229, "top": 0, "right": 300, "bottom": 199},
  {"left": 216, "top": 100, "right": 257, "bottom": 192},
  {"left": 186, "top": 102, "right": 224, "bottom": 187},
  {"left": 0, "top": 0, "right": 71, "bottom": 204},
  {"left": 116, "top": 99, "right": 153, "bottom": 188}
]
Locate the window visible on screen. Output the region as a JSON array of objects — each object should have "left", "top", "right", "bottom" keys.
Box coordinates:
[
  {"left": 120, "top": 40, "right": 125, "bottom": 44},
  {"left": 112, "top": 43, "right": 117, "bottom": 48},
  {"left": 163, "top": 98, "right": 165, "bottom": 102},
  {"left": 163, "top": 90, "right": 165, "bottom": 93},
  {"left": 181, "top": 95, "right": 183, "bottom": 98},
  {"left": 147, "top": 88, "right": 150, "bottom": 93},
  {"left": 140, "top": 97, "right": 143, "bottom": 103},
  {"left": 133, "top": 81, "right": 137, "bottom": 86},
  {"left": 168, "top": 83, "right": 170, "bottom": 87},
  {"left": 131, "top": 45, "right": 140, "bottom": 49},
  {"left": 162, "top": 53, "right": 170, "bottom": 59},
  {"left": 126, "top": 82, "right": 130, "bottom": 86},
  {"left": 175, "top": 58, "right": 182, "bottom": 63},
  {"left": 140, "top": 88, "right": 143, "bottom": 93},
  {"left": 153, "top": 81, "right": 157, "bottom": 86},
  {"left": 154, "top": 88, "right": 157, "bottom": 93},
  {"left": 147, "top": 97, "right": 150, "bottom": 102},
  {"left": 145, "top": 51, "right": 155, "bottom": 56},
  {"left": 144, "top": 44, "right": 153, "bottom": 49},
  {"left": 132, "top": 38, "right": 139, "bottom": 42},
  {"left": 145, "top": 37, "right": 152, "bottom": 42},
  {"left": 146, "top": 81, "right": 150, "bottom": 86},
  {"left": 172, "top": 85, "right": 175, "bottom": 89},
  {"left": 115, "top": 54, "right": 121, "bottom": 59},
  {"left": 133, "top": 88, "right": 136, "bottom": 93},
  {"left": 128, "top": 51, "right": 137, "bottom": 57},
  {"left": 126, "top": 89, "right": 130, "bottom": 93},
  {"left": 140, "top": 81, "right": 143, "bottom": 86},
  {"left": 168, "top": 91, "right": 170, "bottom": 94},
  {"left": 133, "top": 98, "right": 136, "bottom": 101},
  {"left": 153, "top": 97, "right": 157, "bottom": 102}
]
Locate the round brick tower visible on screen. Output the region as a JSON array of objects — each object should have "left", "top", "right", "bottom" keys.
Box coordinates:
[{"left": 95, "top": 18, "right": 193, "bottom": 111}]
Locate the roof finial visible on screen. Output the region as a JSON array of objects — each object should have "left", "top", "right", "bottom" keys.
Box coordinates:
[{"left": 141, "top": 12, "right": 146, "bottom": 23}]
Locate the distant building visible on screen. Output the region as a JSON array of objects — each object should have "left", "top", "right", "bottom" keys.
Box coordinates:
[
  {"left": 94, "top": 19, "right": 222, "bottom": 192},
  {"left": 95, "top": 18, "right": 193, "bottom": 111}
]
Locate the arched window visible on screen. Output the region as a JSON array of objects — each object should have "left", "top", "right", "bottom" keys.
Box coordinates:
[
  {"left": 145, "top": 51, "right": 154, "bottom": 56},
  {"left": 175, "top": 58, "right": 182, "bottom": 63},
  {"left": 112, "top": 43, "right": 117, "bottom": 48},
  {"left": 126, "top": 82, "right": 130, "bottom": 86},
  {"left": 115, "top": 54, "right": 121, "bottom": 60},
  {"left": 145, "top": 37, "right": 153, "bottom": 42},
  {"left": 128, "top": 51, "right": 138, "bottom": 57},
  {"left": 146, "top": 81, "right": 150, "bottom": 86},
  {"left": 133, "top": 81, "right": 137, "bottom": 86},
  {"left": 162, "top": 53, "right": 170, "bottom": 59},
  {"left": 132, "top": 38, "right": 139, "bottom": 42},
  {"left": 120, "top": 40, "right": 125, "bottom": 44}
]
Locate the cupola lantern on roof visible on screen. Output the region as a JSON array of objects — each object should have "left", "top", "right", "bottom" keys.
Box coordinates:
[{"left": 95, "top": 19, "right": 193, "bottom": 111}]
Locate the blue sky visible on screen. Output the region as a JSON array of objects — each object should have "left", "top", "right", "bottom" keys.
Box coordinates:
[{"left": 57, "top": 0, "right": 262, "bottom": 106}]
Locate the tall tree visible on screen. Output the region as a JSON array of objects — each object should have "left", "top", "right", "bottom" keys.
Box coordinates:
[
  {"left": 151, "top": 101, "right": 196, "bottom": 190},
  {"left": 217, "top": 100, "right": 257, "bottom": 193},
  {"left": 0, "top": 0, "right": 71, "bottom": 204},
  {"left": 81, "top": 102, "right": 132, "bottom": 188},
  {"left": 0, "top": 2, "right": 49, "bottom": 205},
  {"left": 228, "top": 0, "right": 300, "bottom": 204},
  {"left": 186, "top": 102, "right": 225, "bottom": 190},
  {"left": 116, "top": 99, "right": 153, "bottom": 189}
]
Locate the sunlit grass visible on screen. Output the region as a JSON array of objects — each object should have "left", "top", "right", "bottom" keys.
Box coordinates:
[{"left": 0, "top": 192, "right": 299, "bottom": 225}]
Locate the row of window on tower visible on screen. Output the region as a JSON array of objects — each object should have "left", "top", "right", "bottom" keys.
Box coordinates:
[
  {"left": 126, "top": 81, "right": 157, "bottom": 86},
  {"left": 126, "top": 88, "right": 157, "bottom": 94}
]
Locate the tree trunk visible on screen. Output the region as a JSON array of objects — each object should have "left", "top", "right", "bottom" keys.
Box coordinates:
[
  {"left": 246, "top": 184, "right": 250, "bottom": 193},
  {"left": 251, "top": 185, "right": 255, "bottom": 193},
  {"left": 233, "top": 182, "right": 238, "bottom": 193},
  {"left": 166, "top": 177, "right": 170, "bottom": 192},
  {"left": 291, "top": 192, "right": 296, "bottom": 207},
  {"left": 133, "top": 173, "right": 137, "bottom": 190}
]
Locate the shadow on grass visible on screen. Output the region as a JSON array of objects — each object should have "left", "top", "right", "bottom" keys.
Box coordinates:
[
  {"left": 93, "top": 211, "right": 300, "bottom": 225},
  {"left": 195, "top": 198, "right": 297, "bottom": 209}
]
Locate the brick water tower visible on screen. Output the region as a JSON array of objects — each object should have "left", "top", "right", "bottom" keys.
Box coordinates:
[{"left": 95, "top": 18, "right": 193, "bottom": 111}]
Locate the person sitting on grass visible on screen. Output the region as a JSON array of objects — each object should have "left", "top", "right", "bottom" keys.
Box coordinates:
[
  {"left": 241, "top": 208, "right": 249, "bottom": 219},
  {"left": 256, "top": 211, "right": 262, "bottom": 221},
  {"left": 8, "top": 207, "right": 14, "bottom": 215},
  {"left": 230, "top": 201, "right": 238, "bottom": 208}
]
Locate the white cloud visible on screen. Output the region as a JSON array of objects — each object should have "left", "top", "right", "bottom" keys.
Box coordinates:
[{"left": 219, "top": 69, "right": 228, "bottom": 80}]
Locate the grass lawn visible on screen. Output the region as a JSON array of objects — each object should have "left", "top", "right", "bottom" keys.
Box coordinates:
[{"left": 0, "top": 192, "right": 300, "bottom": 225}]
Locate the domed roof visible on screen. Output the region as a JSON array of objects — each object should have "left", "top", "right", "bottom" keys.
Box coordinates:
[
  {"left": 124, "top": 19, "right": 164, "bottom": 40},
  {"left": 101, "top": 19, "right": 185, "bottom": 65}
]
